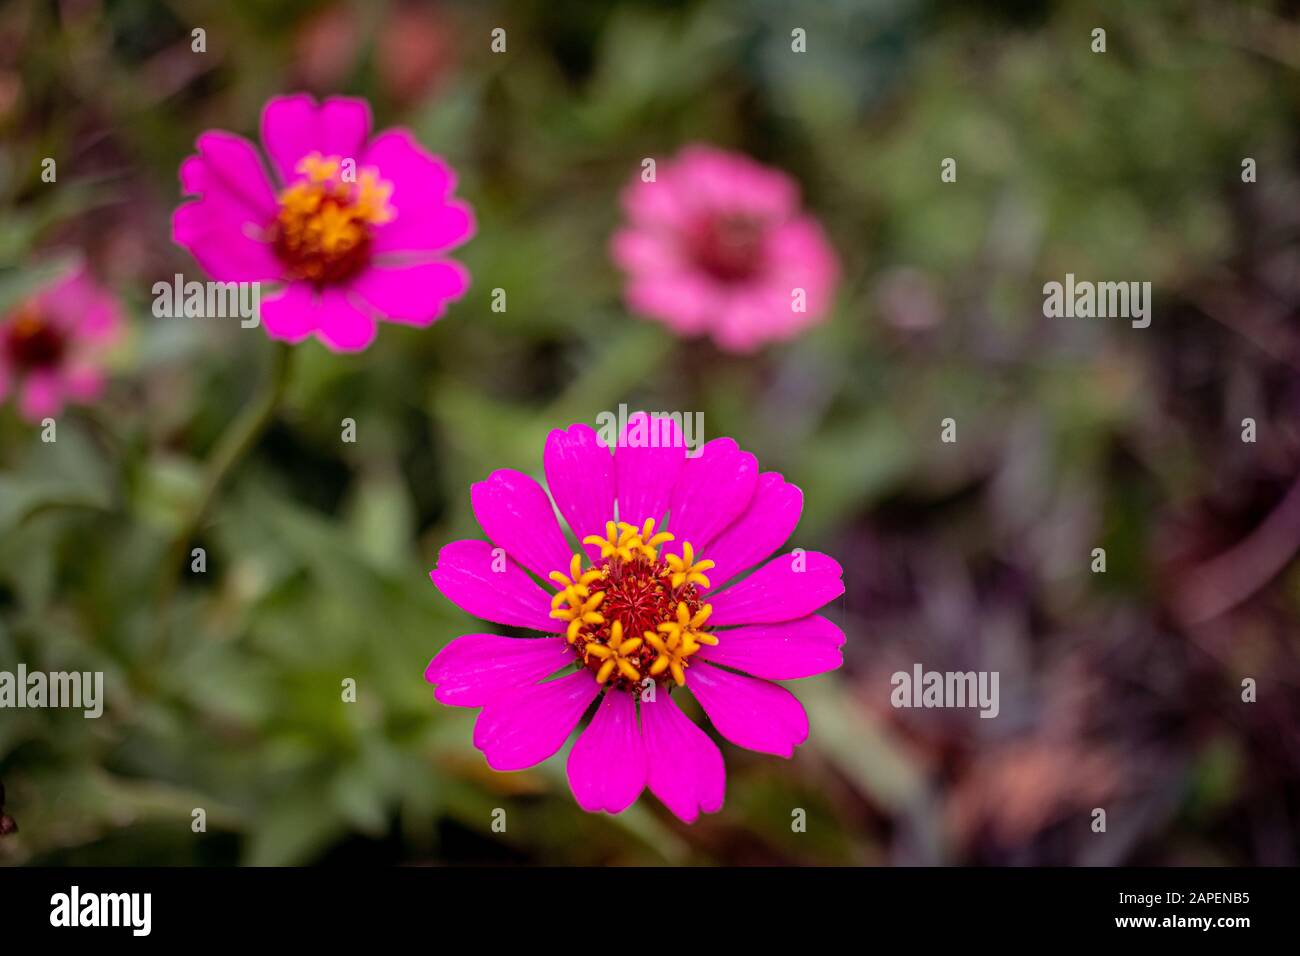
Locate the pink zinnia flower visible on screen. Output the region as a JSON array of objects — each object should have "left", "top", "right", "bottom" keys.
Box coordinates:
[
  {"left": 425, "top": 413, "right": 845, "bottom": 822},
  {"left": 0, "top": 264, "right": 121, "bottom": 421},
  {"left": 611, "top": 145, "right": 839, "bottom": 353},
  {"left": 172, "top": 93, "right": 474, "bottom": 352}
]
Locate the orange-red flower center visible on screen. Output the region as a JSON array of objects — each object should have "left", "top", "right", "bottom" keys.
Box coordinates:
[
  {"left": 270, "top": 152, "right": 395, "bottom": 285},
  {"left": 550, "top": 520, "right": 717, "bottom": 693},
  {"left": 3, "top": 304, "right": 65, "bottom": 370},
  {"left": 690, "top": 213, "right": 766, "bottom": 283}
]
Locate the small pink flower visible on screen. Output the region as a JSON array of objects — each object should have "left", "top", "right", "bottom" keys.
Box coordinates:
[
  {"left": 0, "top": 264, "right": 122, "bottom": 422},
  {"left": 426, "top": 413, "right": 845, "bottom": 822},
  {"left": 172, "top": 93, "right": 474, "bottom": 352},
  {"left": 611, "top": 145, "right": 839, "bottom": 352}
]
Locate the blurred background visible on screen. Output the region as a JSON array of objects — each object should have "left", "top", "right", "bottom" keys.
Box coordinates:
[{"left": 2, "top": 0, "right": 1299, "bottom": 865}]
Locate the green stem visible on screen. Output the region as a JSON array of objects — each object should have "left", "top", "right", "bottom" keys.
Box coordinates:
[{"left": 152, "top": 343, "right": 294, "bottom": 656}]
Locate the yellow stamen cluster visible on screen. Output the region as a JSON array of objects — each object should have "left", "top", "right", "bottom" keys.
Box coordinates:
[
  {"left": 272, "top": 152, "right": 395, "bottom": 284},
  {"left": 583, "top": 519, "right": 674, "bottom": 564},
  {"left": 665, "top": 541, "right": 715, "bottom": 589},
  {"left": 549, "top": 554, "right": 606, "bottom": 643},
  {"left": 645, "top": 601, "right": 717, "bottom": 685},
  {"left": 584, "top": 621, "right": 644, "bottom": 684},
  {"left": 550, "top": 517, "right": 716, "bottom": 692}
]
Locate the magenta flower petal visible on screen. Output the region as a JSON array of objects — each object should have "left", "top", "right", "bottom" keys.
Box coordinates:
[
  {"left": 346, "top": 260, "right": 468, "bottom": 326},
  {"left": 696, "top": 616, "right": 844, "bottom": 680},
  {"left": 640, "top": 691, "right": 725, "bottom": 823},
  {"left": 473, "top": 670, "right": 599, "bottom": 772},
  {"left": 315, "top": 288, "right": 377, "bottom": 352},
  {"left": 259, "top": 94, "right": 322, "bottom": 178},
  {"left": 709, "top": 550, "right": 844, "bottom": 626},
  {"left": 665, "top": 437, "right": 758, "bottom": 557},
  {"left": 471, "top": 469, "right": 573, "bottom": 582},
  {"left": 172, "top": 132, "right": 283, "bottom": 282},
  {"left": 430, "top": 539, "right": 565, "bottom": 633},
  {"left": 688, "top": 662, "right": 808, "bottom": 757},
  {"left": 701, "top": 472, "right": 803, "bottom": 590},
  {"left": 172, "top": 202, "right": 283, "bottom": 282},
  {"left": 566, "top": 691, "right": 646, "bottom": 813},
  {"left": 362, "top": 130, "right": 475, "bottom": 255},
  {"left": 544, "top": 424, "right": 616, "bottom": 563},
  {"left": 260, "top": 93, "right": 371, "bottom": 184},
  {"left": 425, "top": 634, "right": 571, "bottom": 708},
  {"left": 181, "top": 131, "right": 278, "bottom": 221},
  {"left": 615, "top": 411, "right": 686, "bottom": 525},
  {"left": 260, "top": 282, "right": 318, "bottom": 343}
]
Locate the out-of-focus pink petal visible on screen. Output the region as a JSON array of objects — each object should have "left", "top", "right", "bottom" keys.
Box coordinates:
[
  {"left": 614, "top": 411, "right": 686, "bottom": 527},
  {"left": 566, "top": 691, "right": 646, "bottom": 813},
  {"left": 708, "top": 550, "right": 844, "bottom": 626},
  {"left": 430, "top": 539, "right": 565, "bottom": 633},
  {"left": 768, "top": 216, "right": 840, "bottom": 304},
  {"left": 624, "top": 270, "right": 719, "bottom": 337},
  {"left": 315, "top": 287, "right": 377, "bottom": 352},
  {"left": 687, "top": 662, "right": 808, "bottom": 757},
  {"left": 172, "top": 132, "right": 283, "bottom": 283},
  {"left": 259, "top": 282, "right": 317, "bottom": 343},
  {"left": 471, "top": 469, "right": 573, "bottom": 582},
  {"left": 473, "top": 669, "right": 599, "bottom": 772},
  {"left": 640, "top": 691, "right": 725, "bottom": 823},
  {"left": 363, "top": 130, "right": 475, "bottom": 255},
  {"left": 665, "top": 437, "right": 758, "bottom": 558},
  {"left": 713, "top": 290, "right": 788, "bottom": 353},
  {"left": 60, "top": 365, "right": 105, "bottom": 403},
  {"left": 425, "top": 634, "right": 572, "bottom": 708},
  {"left": 673, "top": 145, "right": 800, "bottom": 220},
  {"left": 696, "top": 616, "right": 843, "bottom": 680},
  {"left": 702, "top": 472, "right": 803, "bottom": 590},
  {"left": 180, "top": 131, "right": 278, "bottom": 219},
  {"left": 345, "top": 260, "right": 468, "bottom": 326},
  {"left": 40, "top": 268, "right": 123, "bottom": 342},
  {"left": 315, "top": 97, "right": 373, "bottom": 159},
  {"left": 18, "top": 369, "right": 62, "bottom": 421},
  {"left": 261, "top": 93, "right": 371, "bottom": 184},
  {"left": 172, "top": 203, "right": 282, "bottom": 283},
  {"left": 609, "top": 228, "right": 682, "bottom": 274},
  {"left": 171, "top": 211, "right": 282, "bottom": 284},
  {"left": 544, "top": 424, "right": 615, "bottom": 562},
  {"left": 171, "top": 134, "right": 283, "bottom": 283},
  {"left": 620, "top": 171, "right": 692, "bottom": 229}
]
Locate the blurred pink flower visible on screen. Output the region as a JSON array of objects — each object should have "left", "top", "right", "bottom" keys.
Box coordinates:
[
  {"left": 611, "top": 145, "right": 839, "bottom": 352},
  {"left": 0, "top": 264, "right": 121, "bottom": 421},
  {"left": 425, "top": 412, "right": 845, "bottom": 821},
  {"left": 172, "top": 93, "right": 474, "bottom": 352}
]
